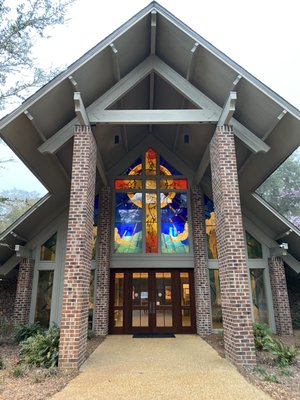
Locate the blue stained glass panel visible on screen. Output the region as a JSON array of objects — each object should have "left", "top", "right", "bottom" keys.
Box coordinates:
[
  {"left": 121, "top": 156, "right": 143, "bottom": 176},
  {"left": 159, "top": 155, "right": 181, "bottom": 176},
  {"left": 114, "top": 193, "right": 142, "bottom": 253},
  {"left": 161, "top": 192, "right": 189, "bottom": 253}
]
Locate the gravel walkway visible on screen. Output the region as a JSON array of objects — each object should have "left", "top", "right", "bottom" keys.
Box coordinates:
[{"left": 51, "top": 335, "right": 271, "bottom": 400}]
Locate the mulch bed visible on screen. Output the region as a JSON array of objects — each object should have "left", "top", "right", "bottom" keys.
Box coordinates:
[
  {"left": 1, "top": 332, "right": 300, "bottom": 400},
  {"left": 0, "top": 336, "right": 104, "bottom": 400},
  {"left": 203, "top": 331, "right": 300, "bottom": 400}
]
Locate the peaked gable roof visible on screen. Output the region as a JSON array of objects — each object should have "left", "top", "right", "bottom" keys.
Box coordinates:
[{"left": 0, "top": 1, "right": 299, "bottom": 272}]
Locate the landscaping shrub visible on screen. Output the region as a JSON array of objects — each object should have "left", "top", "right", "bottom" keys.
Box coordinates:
[
  {"left": 265, "top": 338, "right": 298, "bottom": 367},
  {"left": 252, "top": 322, "right": 273, "bottom": 350},
  {"left": 19, "top": 324, "right": 60, "bottom": 368},
  {"left": 14, "top": 322, "right": 43, "bottom": 344},
  {"left": 0, "top": 355, "right": 5, "bottom": 370}
]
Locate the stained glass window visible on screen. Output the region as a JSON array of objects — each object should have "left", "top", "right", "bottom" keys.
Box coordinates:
[
  {"left": 114, "top": 148, "right": 189, "bottom": 254},
  {"left": 114, "top": 192, "right": 142, "bottom": 253},
  {"left": 40, "top": 232, "right": 57, "bottom": 261},
  {"left": 246, "top": 231, "right": 263, "bottom": 259},
  {"left": 204, "top": 196, "right": 217, "bottom": 259}
]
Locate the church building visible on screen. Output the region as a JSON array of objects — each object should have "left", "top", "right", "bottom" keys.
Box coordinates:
[{"left": 0, "top": 2, "right": 299, "bottom": 370}]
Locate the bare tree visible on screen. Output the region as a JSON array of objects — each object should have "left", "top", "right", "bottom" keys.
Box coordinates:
[{"left": 0, "top": 0, "right": 74, "bottom": 110}]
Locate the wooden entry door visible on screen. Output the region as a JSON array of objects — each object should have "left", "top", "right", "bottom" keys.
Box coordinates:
[{"left": 109, "top": 270, "right": 196, "bottom": 334}]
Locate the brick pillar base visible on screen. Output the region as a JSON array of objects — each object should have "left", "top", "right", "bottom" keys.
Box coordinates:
[
  {"left": 13, "top": 258, "right": 34, "bottom": 325},
  {"left": 191, "top": 185, "right": 211, "bottom": 335},
  {"left": 58, "top": 125, "right": 97, "bottom": 370},
  {"left": 94, "top": 187, "right": 111, "bottom": 336},
  {"left": 210, "top": 125, "right": 256, "bottom": 367},
  {"left": 269, "top": 256, "right": 293, "bottom": 335}
]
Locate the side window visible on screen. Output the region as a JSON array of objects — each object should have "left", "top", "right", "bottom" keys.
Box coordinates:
[{"left": 40, "top": 232, "right": 57, "bottom": 261}]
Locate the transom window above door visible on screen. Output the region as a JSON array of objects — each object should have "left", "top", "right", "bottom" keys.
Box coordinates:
[{"left": 114, "top": 148, "right": 189, "bottom": 254}]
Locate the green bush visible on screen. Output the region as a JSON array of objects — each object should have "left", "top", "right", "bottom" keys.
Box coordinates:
[
  {"left": 11, "top": 364, "right": 29, "bottom": 378},
  {"left": 0, "top": 356, "right": 5, "bottom": 370},
  {"left": 254, "top": 366, "right": 280, "bottom": 383},
  {"left": 265, "top": 338, "right": 298, "bottom": 367},
  {"left": 14, "top": 322, "right": 43, "bottom": 344},
  {"left": 19, "top": 324, "right": 60, "bottom": 368},
  {"left": 252, "top": 322, "right": 273, "bottom": 350}
]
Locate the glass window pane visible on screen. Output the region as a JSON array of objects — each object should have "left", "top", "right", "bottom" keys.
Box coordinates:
[
  {"left": 122, "top": 156, "right": 143, "bottom": 175},
  {"left": 160, "top": 179, "right": 188, "bottom": 190},
  {"left": 246, "top": 231, "right": 263, "bottom": 259},
  {"left": 114, "top": 179, "right": 142, "bottom": 190},
  {"left": 132, "top": 310, "right": 149, "bottom": 327},
  {"left": 180, "top": 273, "right": 190, "bottom": 307},
  {"left": 145, "top": 179, "right": 156, "bottom": 189},
  {"left": 35, "top": 270, "right": 54, "bottom": 328},
  {"left": 88, "top": 270, "right": 95, "bottom": 329},
  {"left": 132, "top": 273, "right": 148, "bottom": 306},
  {"left": 181, "top": 309, "right": 191, "bottom": 327},
  {"left": 209, "top": 269, "right": 223, "bottom": 329},
  {"left": 156, "top": 310, "right": 173, "bottom": 327},
  {"left": 156, "top": 272, "right": 172, "bottom": 305},
  {"left": 114, "top": 273, "right": 124, "bottom": 306},
  {"left": 114, "top": 310, "right": 123, "bottom": 327},
  {"left": 91, "top": 226, "right": 97, "bottom": 260},
  {"left": 161, "top": 193, "right": 189, "bottom": 253},
  {"left": 146, "top": 193, "right": 158, "bottom": 253},
  {"left": 145, "top": 148, "right": 157, "bottom": 175},
  {"left": 40, "top": 232, "right": 57, "bottom": 261},
  {"left": 159, "top": 155, "right": 181, "bottom": 176},
  {"left": 114, "top": 193, "right": 142, "bottom": 253},
  {"left": 250, "top": 269, "right": 269, "bottom": 324}
]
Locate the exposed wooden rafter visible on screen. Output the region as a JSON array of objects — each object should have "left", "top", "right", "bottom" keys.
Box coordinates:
[
  {"left": 153, "top": 57, "right": 270, "bottom": 154},
  {"left": 150, "top": 10, "right": 157, "bottom": 55},
  {"left": 173, "top": 42, "right": 199, "bottom": 151},
  {"left": 39, "top": 56, "right": 154, "bottom": 155},
  {"left": 110, "top": 42, "right": 128, "bottom": 150},
  {"left": 24, "top": 110, "right": 70, "bottom": 182},
  {"left": 238, "top": 109, "right": 287, "bottom": 176},
  {"left": 68, "top": 75, "right": 79, "bottom": 92},
  {"left": 74, "top": 92, "right": 108, "bottom": 186}
]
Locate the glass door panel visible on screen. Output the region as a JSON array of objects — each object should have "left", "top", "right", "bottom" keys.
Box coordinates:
[
  {"left": 114, "top": 272, "right": 124, "bottom": 328},
  {"left": 155, "top": 272, "right": 173, "bottom": 328},
  {"left": 132, "top": 272, "right": 149, "bottom": 327},
  {"left": 180, "top": 272, "right": 191, "bottom": 327}
]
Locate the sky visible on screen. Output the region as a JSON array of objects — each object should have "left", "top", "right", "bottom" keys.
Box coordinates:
[{"left": 1, "top": 0, "right": 300, "bottom": 195}]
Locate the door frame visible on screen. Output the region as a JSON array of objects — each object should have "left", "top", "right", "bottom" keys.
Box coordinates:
[{"left": 109, "top": 268, "right": 196, "bottom": 334}]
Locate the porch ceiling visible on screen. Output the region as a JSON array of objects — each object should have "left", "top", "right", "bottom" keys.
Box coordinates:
[{"left": 0, "top": 1, "right": 300, "bottom": 269}]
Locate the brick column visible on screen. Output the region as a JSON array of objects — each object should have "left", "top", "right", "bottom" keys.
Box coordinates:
[
  {"left": 94, "top": 187, "right": 111, "bottom": 336},
  {"left": 59, "top": 125, "right": 97, "bottom": 370},
  {"left": 191, "top": 185, "right": 212, "bottom": 335},
  {"left": 268, "top": 256, "right": 293, "bottom": 335},
  {"left": 13, "top": 258, "right": 34, "bottom": 325},
  {"left": 210, "top": 125, "right": 256, "bottom": 367}
]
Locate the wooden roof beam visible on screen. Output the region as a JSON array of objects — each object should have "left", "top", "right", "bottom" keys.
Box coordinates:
[
  {"left": 150, "top": 10, "right": 157, "bottom": 55},
  {"left": 90, "top": 109, "right": 219, "bottom": 124},
  {"left": 38, "top": 57, "right": 154, "bottom": 155},
  {"left": 153, "top": 57, "right": 270, "bottom": 154},
  {"left": 174, "top": 42, "right": 199, "bottom": 151}
]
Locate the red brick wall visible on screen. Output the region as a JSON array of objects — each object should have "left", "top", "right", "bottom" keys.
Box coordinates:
[
  {"left": 268, "top": 256, "right": 293, "bottom": 335},
  {"left": 94, "top": 187, "right": 112, "bottom": 336},
  {"left": 210, "top": 125, "right": 256, "bottom": 367},
  {"left": 58, "top": 125, "right": 97, "bottom": 369},
  {"left": 0, "top": 276, "right": 17, "bottom": 318},
  {"left": 191, "top": 185, "right": 212, "bottom": 335},
  {"left": 13, "top": 259, "right": 34, "bottom": 325}
]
